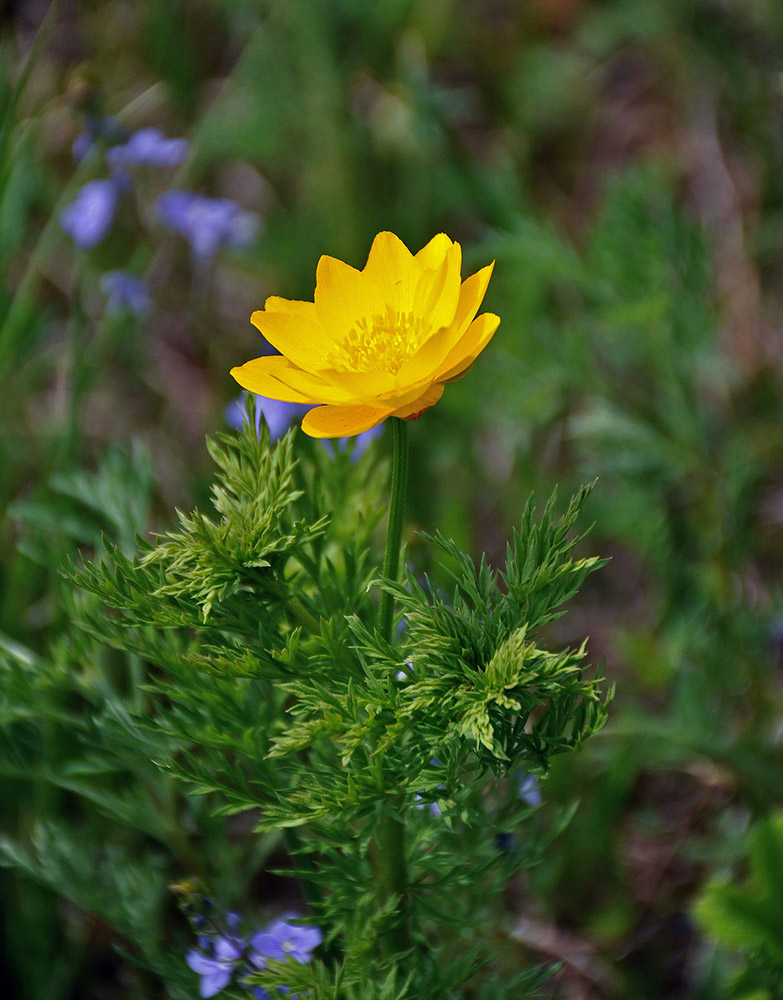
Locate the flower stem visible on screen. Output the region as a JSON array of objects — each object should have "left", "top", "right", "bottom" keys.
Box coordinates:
[
  {"left": 379, "top": 417, "right": 409, "bottom": 644},
  {"left": 374, "top": 416, "right": 410, "bottom": 957}
]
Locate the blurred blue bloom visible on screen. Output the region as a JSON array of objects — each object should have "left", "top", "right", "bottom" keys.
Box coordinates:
[
  {"left": 157, "top": 191, "right": 259, "bottom": 260},
  {"left": 72, "top": 132, "right": 94, "bottom": 162},
  {"left": 224, "top": 394, "right": 307, "bottom": 442},
  {"left": 350, "top": 421, "right": 385, "bottom": 457},
  {"left": 72, "top": 115, "right": 126, "bottom": 161},
  {"left": 225, "top": 392, "right": 385, "bottom": 459},
  {"left": 186, "top": 935, "right": 244, "bottom": 999},
  {"left": 518, "top": 771, "right": 542, "bottom": 807},
  {"left": 322, "top": 420, "right": 385, "bottom": 459},
  {"left": 106, "top": 127, "right": 189, "bottom": 169},
  {"left": 60, "top": 178, "right": 120, "bottom": 249},
  {"left": 100, "top": 271, "right": 151, "bottom": 317},
  {"left": 414, "top": 792, "right": 442, "bottom": 817},
  {"left": 249, "top": 917, "right": 322, "bottom": 966},
  {"left": 225, "top": 394, "right": 310, "bottom": 442}
]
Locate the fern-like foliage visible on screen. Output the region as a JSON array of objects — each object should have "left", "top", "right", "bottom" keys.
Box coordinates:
[{"left": 2, "top": 408, "right": 608, "bottom": 997}]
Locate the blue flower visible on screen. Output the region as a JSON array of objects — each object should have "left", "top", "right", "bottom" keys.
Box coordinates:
[
  {"left": 72, "top": 115, "right": 126, "bottom": 161},
  {"left": 72, "top": 132, "right": 94, "bottom": 162},
  {"left": 156, "top": 191, "right": 259, "bottom": 260},
  {"left": 106, "top": 127, "right": 189, "bottom": 169},
  {"left": 60, "top": 178, "right": 120, "bottom": 249},
  {"left": 225, "top": 394, "right": 311, "bottom": 443},
  {"left": 249, "top": 917, "right": 322, "bottom": 966},
  {"left": 186, "top": 935, "right": 244, "bottom": 999},
  {"left": 225, "top": 392, "right": 385, "bottom": 458},
  {"left": 321, "top": 421, "right": 385, "bottom": 460},
  {"left": 518, "top": 771, "right": 542, "bottom": 807},
  {"left": 100, "top": 271, "right": 151, "bottom": 317},
  {"left": 414, "top": 792, "right": 442, "bottom": 817}
]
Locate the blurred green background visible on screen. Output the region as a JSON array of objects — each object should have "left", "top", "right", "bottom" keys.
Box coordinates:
[{"left": 3, "top": 0, "right": 783, "bottom": 997}]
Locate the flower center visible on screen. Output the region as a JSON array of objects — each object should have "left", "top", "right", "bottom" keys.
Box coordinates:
[{"left": 328, "top": 308, "right": 430, "bottom": 374}]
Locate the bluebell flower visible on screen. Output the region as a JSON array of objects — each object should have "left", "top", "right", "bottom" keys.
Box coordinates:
[
  {"left": 225, "top": 393, "right": 311, "bottom": 443},
  {"left": 186, "top": 935, "right": 244, "bottom": 999},
  {"left": 414, "top": 792, "right": 442, "bottom": 817},
  {"left": 72, "top": 115, "right": 126, "bottom": 161},
  {"left": 322, "top": 420, "right": 386, "bottom": 460},
  {"left": 156, "top": 191, "right": 259, "bottom": 260},
  {"left": 518, "top": 771, "right": 542, "bottom": 807},
  {"left": 72, "top": 132, "right": 94, "bottom": 162},
  {"left": 60, "top": 178, "right": 120, "bottom": 249},
  {"left": 100, "top": 271, "right": 151, "bottom": 317},
  {"left": 249, "top": 917, "right": 322, "bottom": 967},
  {"left": 350, "top": 421, "right": 385, "bottom": 457},
  {"left": 106, "top": 127, "right": 189, "bottom": 169},
  {"left": 225, "top": 392, "right": 385, "bottom": 459}
]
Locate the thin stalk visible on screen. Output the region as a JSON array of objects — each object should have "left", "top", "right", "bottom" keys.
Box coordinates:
[
  {"left": 379, "top": 417, "right": 408, "bottom": 644},
  {"left": 374, "top": 416, "right": 410, "bottom": 957}
]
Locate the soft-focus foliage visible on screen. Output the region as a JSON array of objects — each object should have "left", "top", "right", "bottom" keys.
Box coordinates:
[{"left": 3, "top": 0, "right": 783, "bottom": 996}]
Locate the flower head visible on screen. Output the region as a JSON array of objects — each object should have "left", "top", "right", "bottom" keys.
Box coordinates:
[
  {"left": 100, "top": 270, "right": 151, "bottom": 317},
  {"left": 186, "top": 935, "right": 244, "bottom": 999},
  {"left": 225, "top": 391, "right": 384, "bottom": 458},
  {"left": 157, "top": 191, "right": 259, "bottom": 260},
  {"left": 230, "top": 231, "right": 498, "bottom": 439},
  {"left": 60, "top": 178, "right": 120, "bottom": 249},
  {"left": 249, "top": 918, "right": 322, "bottom": 966},
  {"left": 106, "top": 127, "right": 189, "bottom": 169},
  {"left": 518, "top": 771, "right": 542, "bottom": 807},
  {"left": 72, "top": 115, "right": 126, "bottom": 161}
]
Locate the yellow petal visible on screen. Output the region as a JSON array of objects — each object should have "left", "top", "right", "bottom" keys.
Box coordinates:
[
  {"left": 314, "top": 255, "right": 377, "bottom": 335},
  {"left": 251, "top": 308, "right": 332, "bottom": 371},
  {"left": 231, "top": 356, "right": 315, "bottom": 403},
  {"left": 301, "top": 403, "right": 390, "bottom": 439},
  {"left": 452, "top": 262, "right": 494, "bottom": 333},
  {"left": 395, "top": 262, "right": 494, "bottom": 385},
  {"left": 263, "top": 296, "right": 318, "bottom": 321},
  {"left": 315, "top": 367, "right": 398, "bottom": 402},
  {"left": 414, "top": 233, "right": 453, "bottom": 270},
  {"left": 434, "top": 312, "right": 499, "bottom": 382},
  {"left": 361, "top": 232, "right": 419, "bottom": 313},
  {"left": 390, "top": 382, "right": 444, "bottom": 419},
  {"left": 413, "top": 240, "right": 462, "bottom": 331},
  {"left": 231, "top": 355, "right": 354, "bottom": 404}
]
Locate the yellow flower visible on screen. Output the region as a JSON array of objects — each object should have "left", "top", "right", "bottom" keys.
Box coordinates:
[{"left": 230, "top": 231, "right": 499, "bottom": 438}]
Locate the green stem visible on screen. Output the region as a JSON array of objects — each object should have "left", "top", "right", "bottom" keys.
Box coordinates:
[
  {"left": 379, "top": 417, "right": 409, "bottom": 644},
  {"left": 374, "top": 417, "right": 410, "bottom": 957}
]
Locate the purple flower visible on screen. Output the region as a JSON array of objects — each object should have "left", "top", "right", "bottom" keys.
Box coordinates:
[
  {"left": 100, "top": 271, "right": 151, "bottom": 317},
  {"left": 72, "top": 132, "right": 94, "bottom": 162},
  {"left": 225, "top": 393, "right": 384, "bottom": 459},
  {"left": 72, "top": 115, "right": 126, "bottom": 161},
  {"left": 60, "top": 178, "right": 120, "bottom": 249},
  {"left": 106, "top": 127, "right": 189, "bottom": 169},
  {"left": 157, "top": 191, "right": 259, "bottom": 260},
  {"left": 322, "top": 420, "right": 385, "bottom": 460},
  {"left": 414, "top": 792, "right": 442, "bottom": 817},
  {"left": 518, "top": 771, "right": 542, "bottom": 807},
  {"left": 225, "top": 393, "right": 311, "bottom": 443},
  {"left": 186, "top": 935, "right": 244, "bottom": 999},
  {"left": 249, "top": 917, "right": 322, "bottom": 967}
]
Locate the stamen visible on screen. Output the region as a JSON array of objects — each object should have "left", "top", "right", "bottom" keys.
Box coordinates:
[{"left": 328, "top": 307, "right": 430, "bottom": 374}]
